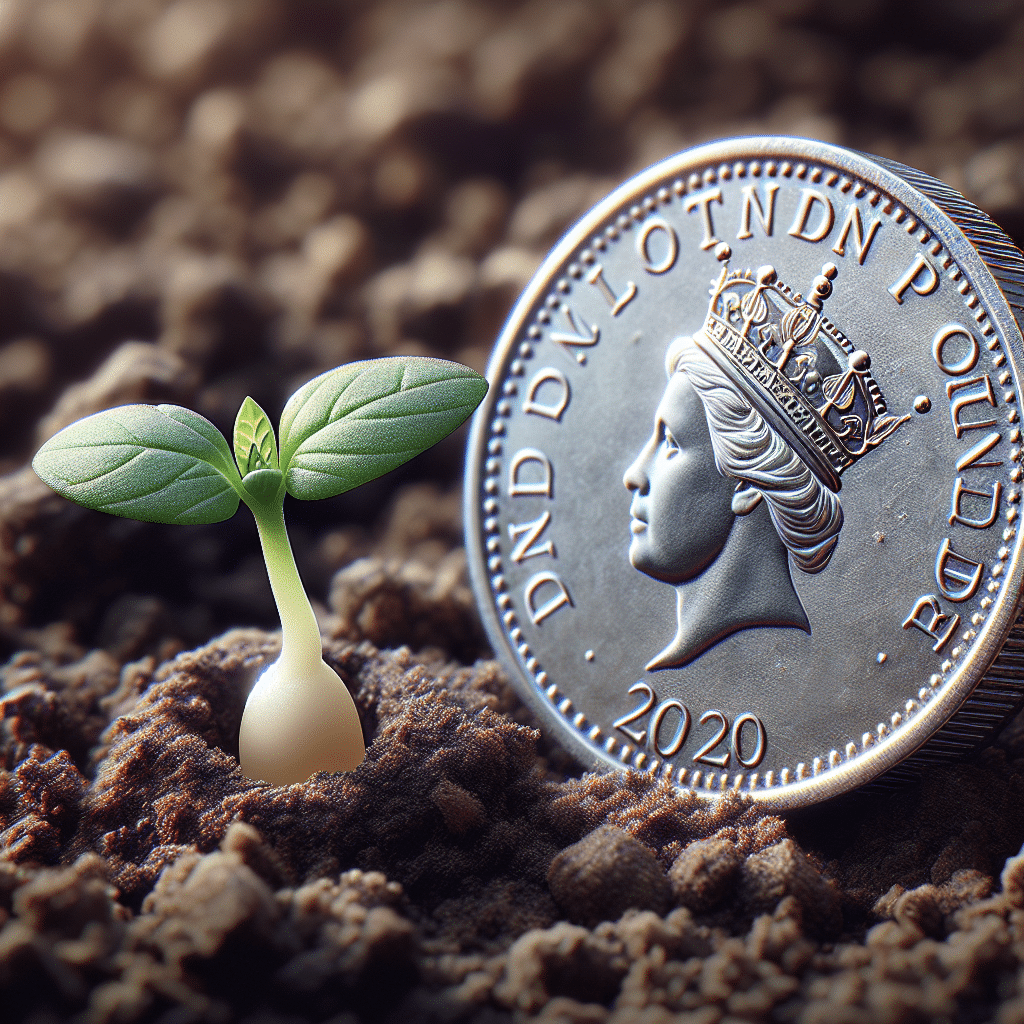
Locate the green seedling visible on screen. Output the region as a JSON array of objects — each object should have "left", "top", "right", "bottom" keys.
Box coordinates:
[{"left": 32, "top": 356, "right": 488, "bottom": 785}]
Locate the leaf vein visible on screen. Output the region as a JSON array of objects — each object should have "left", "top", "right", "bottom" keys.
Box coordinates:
[
  {"left": 93, "top": 458, "right": 199, "bottom": 506},
  {"left": 67, "top": 447, "right": 148, "bottom": 485},
  {"left": 323, "top": 378, "right": 471, "bottom": 421},
  {"left": 173, "top": 488, "right": 233, "bottom": 520},
  {"left": 326, "top": 373, "right": 369, "bottom": 420},
  {"left": 153, "top": 408, "right": 223, "bottom": 452},
  {"left": 293, "top": 447, "right": 421, "bottom": 465},
  {"left": 346, "top": 404, "right": 475, "bottom": 422}
]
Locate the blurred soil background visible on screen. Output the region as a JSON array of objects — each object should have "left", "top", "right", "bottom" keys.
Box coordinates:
[{"left": 2, "top": 1, "right": 1024, "bottom": 1022}]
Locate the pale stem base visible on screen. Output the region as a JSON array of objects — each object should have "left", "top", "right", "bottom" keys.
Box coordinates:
[{"left": 240, "top": 657, "right": 364, "bottom": 785}]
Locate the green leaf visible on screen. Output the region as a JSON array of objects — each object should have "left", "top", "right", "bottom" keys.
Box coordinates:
[
  {"left": 278, "top": 357, "right": 488, "bottom": 500},
  {"left": 32, "top": 404, "right": 242, "bottom": 525},
  {"left": 233, "top": 396, "right": 278, "bottom": 476}
]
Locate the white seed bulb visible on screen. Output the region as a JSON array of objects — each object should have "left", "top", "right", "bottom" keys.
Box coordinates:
[{"left": 239, "top": 657, "right": 364, "bottom": 786}]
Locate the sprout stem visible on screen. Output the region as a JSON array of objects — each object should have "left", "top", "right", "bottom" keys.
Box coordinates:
[
  {"left": 249, "top": 499, "right": 323, "bottom": 675},
  {"left": 242, "top": 495, "right": 365, "bottom": 784}
]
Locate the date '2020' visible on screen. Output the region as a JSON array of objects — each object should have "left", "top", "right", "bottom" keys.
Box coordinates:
[{"left": 613, "top": 681, "right": 767, "bottom": 768}]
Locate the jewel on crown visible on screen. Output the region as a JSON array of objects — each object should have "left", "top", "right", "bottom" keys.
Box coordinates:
[{"left": 693, "top": 242, "right": 909, "bottom": 492}]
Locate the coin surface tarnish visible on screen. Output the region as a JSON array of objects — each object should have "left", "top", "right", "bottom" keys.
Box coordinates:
[{"left": 464, "top": 137, "right": 1024, "bottom": 809}]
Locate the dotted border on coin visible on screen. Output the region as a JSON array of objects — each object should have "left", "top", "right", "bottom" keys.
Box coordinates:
[{"left": 479, "top": 157, "right": 1021, "bottom": 795}]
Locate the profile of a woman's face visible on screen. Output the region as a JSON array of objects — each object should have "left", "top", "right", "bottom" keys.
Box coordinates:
[
  {"left": 623, "top": 372, "right": 735, "bottom": 585},
  {"left": 622, "top": 356, "right": 813, "bottom": 671}
]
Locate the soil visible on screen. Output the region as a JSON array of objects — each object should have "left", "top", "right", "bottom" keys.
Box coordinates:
[{"left": 3, "top": 2, "right": 1024, "bottom": 1021}]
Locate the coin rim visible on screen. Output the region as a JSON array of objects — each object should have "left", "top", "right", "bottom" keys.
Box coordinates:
[{"left": 464, "top": 135, "right": 1024, "bottom": 808}]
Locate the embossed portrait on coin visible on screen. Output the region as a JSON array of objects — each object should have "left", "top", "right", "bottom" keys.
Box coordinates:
[{"left": 624, "top": 248, "right": 909, "bottom": 670}]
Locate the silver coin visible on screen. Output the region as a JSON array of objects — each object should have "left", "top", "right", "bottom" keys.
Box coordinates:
[{"left": 464, "top": 136, "right": 1024, "bottom": 809}]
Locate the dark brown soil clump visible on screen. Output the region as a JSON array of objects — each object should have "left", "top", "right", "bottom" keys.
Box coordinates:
[{"left": 3, "top": 2, "right": 1024, "bottom": 1021}]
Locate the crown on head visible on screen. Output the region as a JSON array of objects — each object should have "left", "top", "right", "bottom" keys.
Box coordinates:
[{"left": 692, "top": 243, "right": 909, "bottom": 492}]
